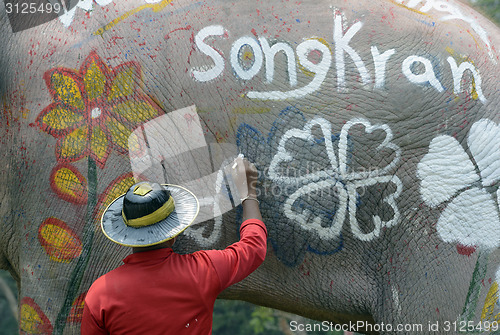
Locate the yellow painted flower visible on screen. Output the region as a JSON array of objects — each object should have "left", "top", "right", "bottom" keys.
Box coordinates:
[{"left": 36, "top": 51, "right": 162, "bottom": 168}]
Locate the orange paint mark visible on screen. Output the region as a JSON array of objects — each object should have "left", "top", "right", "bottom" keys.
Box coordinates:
[
  {"left": 389, "top": 0, "right": 432, "bottom": 18},
  {"left": 242, "top": 50, "right": 254, "bottom": 61},
  {"left": 20, "top": 297, "right": 53, "bottom": 334},
  {"left": 68, "top": 292, "right": 87, "bottom": 324},
  {"left": 94, "top": 0, "right": 174, "bottom": 36},
  {"left": 38, "top": 217, "right": 83, "bottom": 263},
  {"left": 50, "top": 164, "right": 88, "bottom": 204},
  {"left": 95, "top": 173, "right": 137, "bottom": 223}
]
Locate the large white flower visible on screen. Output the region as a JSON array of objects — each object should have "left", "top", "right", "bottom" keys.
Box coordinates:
[{"left": 417, "top": 119, "right": 500, "bottom": 249}]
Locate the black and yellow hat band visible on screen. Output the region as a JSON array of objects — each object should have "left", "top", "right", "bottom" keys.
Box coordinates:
[{"left": 122, "top": 197, "right": 175, "bottom": 228}]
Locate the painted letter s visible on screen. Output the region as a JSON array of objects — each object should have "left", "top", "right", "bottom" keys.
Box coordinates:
[{"left": 192, "top": 25, "right": 227, "bottom": 82}]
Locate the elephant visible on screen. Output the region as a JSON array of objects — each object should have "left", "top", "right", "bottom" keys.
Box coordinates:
[{"left": 0, "top": 0, "right": 499, "bottom": 333}]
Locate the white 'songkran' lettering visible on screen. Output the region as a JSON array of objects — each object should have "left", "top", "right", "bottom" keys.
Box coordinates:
[{"left": 190, "top": 11, "right": 487, "bottom": 104}]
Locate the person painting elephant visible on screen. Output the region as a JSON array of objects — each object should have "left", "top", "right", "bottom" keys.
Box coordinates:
[
  {"left": 0, "top": 0, "right": 499, "bottom": 334},
  {"left": 82, "top": 156, "right": 267, "bottom": 334}
]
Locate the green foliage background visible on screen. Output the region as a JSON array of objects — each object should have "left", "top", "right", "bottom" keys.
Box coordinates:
[
  {"left": 473, "top": 0, "right": 500, "bottom": 24},
  {"left": 213, "top": 300, "right": 342, "bottom": 335}
]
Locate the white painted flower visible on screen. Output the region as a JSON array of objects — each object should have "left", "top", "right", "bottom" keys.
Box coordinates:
[
  {"left": 417, "top": 119, "right": 500, "bottom": 249},
  {"left": 269, "top": 117, "right": 402, "bottom": 241}
]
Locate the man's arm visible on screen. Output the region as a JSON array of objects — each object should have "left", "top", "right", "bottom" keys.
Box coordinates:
[
  {"left": 81, "top": 297, "right": 108, "bottom": 335},
  {"left": 206, "top": 218, "right": 267, "bottom": 291}
]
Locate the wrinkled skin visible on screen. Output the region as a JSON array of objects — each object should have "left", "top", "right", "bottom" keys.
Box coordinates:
[{"left": 0, "top": 0, "right": 499, "bottom": 333}]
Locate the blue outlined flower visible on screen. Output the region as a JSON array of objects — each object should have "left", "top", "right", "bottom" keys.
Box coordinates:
[{"left": 237, "top": 107, "right": 402, "bottom": 266}]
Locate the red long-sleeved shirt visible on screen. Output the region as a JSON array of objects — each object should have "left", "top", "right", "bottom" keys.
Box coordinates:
[{"left": 81, "top": 219, "right": 267, "bottom": 335}]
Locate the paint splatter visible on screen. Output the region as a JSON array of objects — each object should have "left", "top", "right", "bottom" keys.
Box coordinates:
[
  {"left": 457, "top": 244, "right": 477, "bottom": 257},
  {"left": 94, "top": 0, "right": 174, "bottom": 36}
]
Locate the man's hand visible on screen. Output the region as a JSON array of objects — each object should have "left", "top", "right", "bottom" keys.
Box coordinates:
[
  {"left": 228, "top": 156, "right": 262, "bottom": 222},
  {"left": 229, "top": 155, "right": 258, "bottom": 200}
]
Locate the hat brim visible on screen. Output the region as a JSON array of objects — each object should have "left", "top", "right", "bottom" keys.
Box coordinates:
[{"left": 101, "top": 184, "right": 199, "bottom": 247}]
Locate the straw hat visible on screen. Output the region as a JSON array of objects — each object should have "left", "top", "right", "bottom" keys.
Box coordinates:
[{"left": 101, "top": 182, "right": 199, "bottom": 247}]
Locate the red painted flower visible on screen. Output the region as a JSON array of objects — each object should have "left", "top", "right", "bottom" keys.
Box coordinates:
[{"left": 36, "top": 51, "right": 162, "bottom": 168}]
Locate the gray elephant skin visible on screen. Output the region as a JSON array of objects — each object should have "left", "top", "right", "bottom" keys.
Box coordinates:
[{"left": 0, "top": 0, "right": 499, "bottom": 334}]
